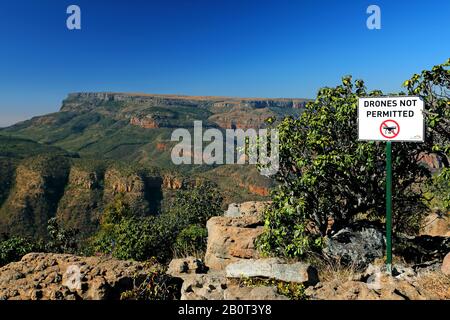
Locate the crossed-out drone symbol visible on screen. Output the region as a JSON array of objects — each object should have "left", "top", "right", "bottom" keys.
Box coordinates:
[{"left": 379, "top": 119, "right": 400, "bottom": 139}]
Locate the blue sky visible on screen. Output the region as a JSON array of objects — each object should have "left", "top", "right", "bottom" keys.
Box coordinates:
[{"left": 0, "top": 0, "right": 449, "bottom": 127}]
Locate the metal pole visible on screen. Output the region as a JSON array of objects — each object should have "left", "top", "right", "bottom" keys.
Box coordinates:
[{"left": 386, "top": 141, "right": 392, "bottom": 274}]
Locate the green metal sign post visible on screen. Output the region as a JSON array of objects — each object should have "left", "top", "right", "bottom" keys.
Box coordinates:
[{"left": 385, "top": 141, "right": 393, "bottom": 274}]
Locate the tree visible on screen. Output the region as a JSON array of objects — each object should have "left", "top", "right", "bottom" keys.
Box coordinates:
[
  {"left": 403, "top": 59, "right": 450, "bottom": 209},
  {"left": 46, "top": 217, "right": 79, "bottom": 254},
  {"left": 258, "top": 60, "right": 449, "bottom": 258}
]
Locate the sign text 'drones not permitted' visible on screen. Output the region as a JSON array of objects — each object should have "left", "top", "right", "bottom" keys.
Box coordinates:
[{"left": 358, "top": 96, "right": 424, "bottom": 142}]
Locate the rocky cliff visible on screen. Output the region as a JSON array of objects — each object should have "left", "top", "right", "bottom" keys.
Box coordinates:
[
  {"left": 0, "top": 253, "right": 172, "bottom": 300},
  {"left": 0, "top": 154, "right": 188, "bottom": 239}
]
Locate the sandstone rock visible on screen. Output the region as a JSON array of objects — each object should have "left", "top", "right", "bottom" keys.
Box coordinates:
[
  {"left": 306, "top": 269, "right": 450, "bottom": 300},
  {"left": 324, "top": 224, "right": 385, "bottom": 269},
  {"left": 130, "top": 116, "right": 160, "bottom": 129},
  {"left": 225, "top": 258, "right": 319, "bottom": 286},
  {"left": 167, "top": 257, "right": 208, "bottom": 277},
  {"left": 421, "top": 211, "right": 450, "bottom": 237},
  {"left": 177, "top": 271, "right": 290, "bottom": 300},
  {"left": 179, "top": 272, "right": 228, "bottom": 300},
  {"left": 306, "top": 280, "right": 380, "bottom": 300},
  {"left": 204, "top": 216, "right": 264, "bottom": 270},
  {"left": 224, "top": 285, "right": 289, "bottom": 300},
  {"left": 0, "top": 253, "right": 156, "bottom": 300},
  {"left": 224, "top": 203, "right": 240, "bottom": 217},
  {"left": 442, "top": 252, "right": 450, "bottom": 275},
  {"left": 224, "top": 201, "right": 271, "bottom": 218}
]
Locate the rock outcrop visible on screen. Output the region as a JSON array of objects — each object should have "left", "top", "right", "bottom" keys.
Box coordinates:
[
  {"left": 421, "top": 211, "right": 450, "bottom": 237},
  {"left": 130, "top": 116, "right": 160, "bottom": 129},
  {"left": 442, "top": 252, "right": 450, "bottom": 275},
  {"left": 0, "top": 253, "right": 153, "bottom": 300},
  {"left": 224, "top": 201, "right": 270, "bottom": 218},
  {"left": 306, "top": 263, "right": 450, "bottom": 300},
  {"left": 0, "top": 156, "right": 70, "bottom": 238},
  {"left": 205, "top": 202, "right": 270, "bottom": 270},
  {"left": 174, "top": 201, "right": 317, "bottom": 300}
]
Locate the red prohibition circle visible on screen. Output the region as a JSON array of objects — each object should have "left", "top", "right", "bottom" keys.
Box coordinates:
[{"left": 380, "top": 119, "right": 400, "bottom": 139}]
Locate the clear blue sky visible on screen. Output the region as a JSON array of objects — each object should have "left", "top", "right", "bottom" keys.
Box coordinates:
[{"left": 0, "top": 0, "right": 449, "bottom": 127}]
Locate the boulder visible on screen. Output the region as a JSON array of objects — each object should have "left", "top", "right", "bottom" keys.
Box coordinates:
[
  {"left": 205, "top": 216, "right": 264, "bottom": 270},
  {"left": 0, "top": 253, "right": 158, "bottom": 300},
  {"left": 225, "top": 258, "right": 319, "bottom": 286},
  {"left": 224, "top": 285, "right": 288, "bottom": 300},
  {"left": 442, "top": 252, "right": 450, "bottom": 275},
  {"left": 324, "top": 224, "right": 385, "bottom": 269},
  {"left": 224, "top": 201, "right": 271, "bottom": 218},
  {"left": 421, "top": 211, "right": 450, "bottom": 237}
]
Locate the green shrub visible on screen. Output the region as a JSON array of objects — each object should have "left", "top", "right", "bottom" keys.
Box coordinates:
[
  {"left": 0, "top": 236, "right": 42, "bottom": 267},
  {"left": 174, "top": 225, "right": 208, "bottom": 257},
  {"left": 45, "top": 217, "right": 79, "bottom": 254},
  {"left": 240, "top": 277, "right": 306, "bottom": 300},
  {"left": 91, "top": 182, "right": 223, "bottom": 262},
  {"left": 120, "top": 261, "right": 182, "bottom": 300}
]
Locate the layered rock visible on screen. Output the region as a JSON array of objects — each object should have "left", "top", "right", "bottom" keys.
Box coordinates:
[
  {"left": 103, "top": 167, "right": 160, "bottom": 216},
  {"left": 204, "top": 215, "right": 264, "bottom": 270},
  {"left": 204, "top": 202, "right": 270, "bottom": 271},
  {"left": 173, "top": 201, "right": 315, "bottom": 300}
]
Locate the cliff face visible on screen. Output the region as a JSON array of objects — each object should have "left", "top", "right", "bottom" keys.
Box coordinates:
[
  {"left": 58, "top": 92, "right": 307, "bottom": 130},
  {"left": 0, "top": 153, "right": 189, "bottom": 239},
  {"left": 0, "top": 156, "right": 70, "bottom": 238}
]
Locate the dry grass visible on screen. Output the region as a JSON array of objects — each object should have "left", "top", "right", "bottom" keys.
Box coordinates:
[
  {"left": 306, "top": 253, "right": 361, "bottom": 283},
  {"left": 171, "top": 246, "right": 206, "bottom": 261},
  {"left": 415, "top": 270, "right": 450, "bottom": 299}
]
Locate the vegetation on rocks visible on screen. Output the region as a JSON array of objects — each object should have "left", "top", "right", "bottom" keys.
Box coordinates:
[{"left": 90, "top": 182, "right": 223, "bottom": 262}]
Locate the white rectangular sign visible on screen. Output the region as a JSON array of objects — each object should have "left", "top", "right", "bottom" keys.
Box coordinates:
[{"left": 358, "top": 96, "right": 424, "bottom": 142}]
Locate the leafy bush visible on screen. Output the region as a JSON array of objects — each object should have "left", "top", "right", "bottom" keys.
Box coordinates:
[
  {"left": 120, "top": 260, "right": 182, "bottom": 300},
  {"left": 91, "top": 182, "right": 223, "bottom": 262},
  {"left": 45, "top": 217, "right": 79, "bottom": 254},
  {"left": 0, "top": 236, "right": 42, "bottom": 267},
  {"left": 240, "top": 277, "right": 306, "bottom": 300},
  {"left": 403, "top": 59, "right": 450, "bottom": 210},
  {"left": 258, "top": 60, "right": 449, "bottom": 258},
  {"left": 173, "top": 225, "right": 208, "bottom": 257}
]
